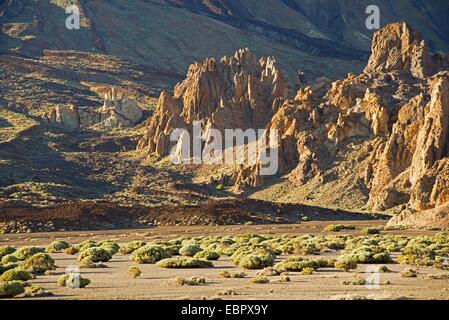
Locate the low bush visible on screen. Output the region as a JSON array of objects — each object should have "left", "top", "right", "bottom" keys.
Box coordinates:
[
  {"left": 78, "top": 247, "right": 112, "bottom": 263},
  {"left": 325, "top": 224, "right": 355, "bottom": 232},
  {"left": 194, "top": 250, "right": 220, "bottom": 261},
  {"left": 59, "top": 273, "right": 91, "bottom": 288},
  {"left": 250, "top": 276, "right": 269, "bottom": 284},
  {"left": 128, "top": 266, "right": 142, "bottom": 279},
  {"left": 98, "top": 241, "right": 120, "bottom": 255},
  {"left": 0, "top": 263, "right": 18, "bottom": 275},
  {"left": 300, "top": 268, "right": 315, "bottom": 275},
  {"left": 21, "top": 253, "right": 56, "bottom": 274},
  {"left": 397, "top": 235, "right": 449, "bottom": 269},
  {"left": 157, "top": 257, "right": 213, "bottom": 269},
  {"left": 315, "top": 258, "right": 337, "bottom": 268},
  {"left": 75, "top": 240, "right": 97, "bottom": 252},
  {"left": 13, "top": 247, "right": 45, "bottom": 261},
  {"left": 0, "top": 269, "right": 32, "bottom": 282},
  {"left": 1, "top": 254, "right": 18, "bottom": 264},
  {"left": 0, "top": 246, "right": 16, "bottom": 260},
  {"left": 0, "top": 281, "right": 24, "bottom": 298},
  {"left": 232, "top": 246, "right": 276, "bottom": 269},
  {"left": 343, "top": 245, "right": 392, "bottom": 264},
  {"left": 24, "top": 285, "right": 52, "bottom": 297},
  {"left": 119, "top": 241, "right": 147, "bottom": 254},
  {"left": 274, "top": 257, "right": 320, "bottom": 272},
  {"left": 131, "top": 245, "right": 171, "bottom": 264},
  {"left": 179, "top": 242, "right": 202, "bottom": 257},
  {"left": 239, "top": 254, "right": 275, "bottom": 269},
  {"left": 377, "top": 265, "right": 392, "bottom": 273},
  {"left": 360, "top": 227, "right": 382, "bottom": 235},
  {"left": 46, "top": 241, "right": 70, "bottom": 253},
  {"left": 163, "top": 245, "right": 181, "bottom": 256},
  {"left": 335, "top": 257, "right": 358, "bottom": 271}
]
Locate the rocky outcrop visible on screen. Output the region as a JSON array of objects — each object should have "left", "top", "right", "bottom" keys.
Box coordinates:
[
  {"left": 44, "top": 87, "right": 143, "bottom": 131},
  {"left": 138, "top": 23, "right": 448, "bottom": 228},
  {"left": 137, "top": 48, "right": 288, "bottom": 159},
  {"left": 364, "top": 22, "right": 448, "bottom": 78}
]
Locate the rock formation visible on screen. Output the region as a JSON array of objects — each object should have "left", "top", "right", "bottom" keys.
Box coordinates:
[
  {"left": 264, "top": 23, "right": 449, "bottom": 227},
  {"left": 137, "top": 48, "right": 288, "bottom": 159},
  {"left": 43, "top": 87, "right": 143, "bottom": 131},
  {"left": 139, "top": 23, "right": 449, "bottom": 228}
]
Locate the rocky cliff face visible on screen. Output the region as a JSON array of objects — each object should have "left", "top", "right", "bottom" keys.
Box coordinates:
[{"left": 139, "top": 22, "right": 449, "bottom": 228}]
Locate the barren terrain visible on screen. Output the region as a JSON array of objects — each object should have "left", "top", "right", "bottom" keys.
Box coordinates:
[{"left": 2, "top": 222, "right": 448, "bottom": 300}]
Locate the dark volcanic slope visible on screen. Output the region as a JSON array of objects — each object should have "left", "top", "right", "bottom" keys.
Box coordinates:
[{"left": 1, "top": 0, "right": 449, "bottom": 85}]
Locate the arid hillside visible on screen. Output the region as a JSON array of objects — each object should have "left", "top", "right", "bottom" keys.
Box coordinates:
[{"left": 1, "top": 0, "right": 449, "bottom": 85}]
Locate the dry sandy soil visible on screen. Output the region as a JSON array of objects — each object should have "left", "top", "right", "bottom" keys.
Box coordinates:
[{"left": 2, "top": 221, "right": 449, "bottom": 300}]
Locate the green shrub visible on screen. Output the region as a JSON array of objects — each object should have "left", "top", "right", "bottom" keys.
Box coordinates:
[
  {"left": 239, "top": 254, "right": 275, "bottom": 269},
  {"left": 24, "top": 285, "right": 52, "bottom": 297},
  {"left": 343, "top": 245, "right": 392, "bottom": 263},
  {"left": 157, "top": 257, "right": 213, "bottom": 269},
  {"left": 360, "top": 227, "right": 382, "bottom": 235},
  {"left": 98, "top": 241, "right": 120, "bottom": 255},
  {"left": 119, "top": 241, "right": 147, "bottom": 254},
  {"left": 0, "top": 263, "right": 18, "bottom": 275},
  {"left": 0, "top": 281, "right": 24, "bottom": 298},
  {"left": 300, "top": 267, "right": 315, "bottom": 275},
  {"left": 325, "top": 224, "right": 355, "bottom": 232},
  {"left": 274, "top": 257, "right": 320, "bottom": 272},
  {"left": 397, "top": 235, "right": 448, "bottom": 268},
  {"left": 128, "top": 266, "right": 142, "bottom": 279},
  {"left": 231, "top": 246, "right": 276, "bottom": 269},
  {"left": 194, "top": 250, "right": 220, "bottom": 261},
  {"left": 46, "top": 241, "right": 70, "bottom": 253},
  {"left": 59, "top": 273, "right": 91, "bottom": 288},
  {"left": 250, "top": 276, "right": 269, "bottom": 284},
  {"left": 75, "top": 240, "right": 97, "bottom": 252},
  {"left": 293, "top": 242, "right": 319, "bottom": 255},
  {"left": 163, "top": 245, "right": 181, "bottom": 256},
  {"left": 21, "top": 253, "right": 56, "bottom": 274},
  {"left": 0, "top": 246, "right": 16, "bottom": 259},
  {"left": 335, "top": 257, "right": 358, "bottom": 271},
  {"left": 131, "top": 245, "right": 171, "bottom": 264},
  {"left": 78, "top": 247, "right": 112, "bottom": 263},
  {"left": 1, "top": 254, "right": 18, "bottom": 264},
  {"left": 13, "top": 247, "right": 45, "bottom": 261},
  {"left": 315, "top": 258, "right": 337, "bottom": 268},
  {"left": 179, "top": 243, "right": 202, "bottom": 257},
  {"left": 377, "top": 265, "right": 392, "bottom": 273},
  {"left": 0, "top": 269, "right": 32, "bottom": 282}
]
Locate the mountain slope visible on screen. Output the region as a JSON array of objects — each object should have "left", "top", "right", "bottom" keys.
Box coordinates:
[{"left": 1, "top": 0, "right": 449, "bottom": 87}]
